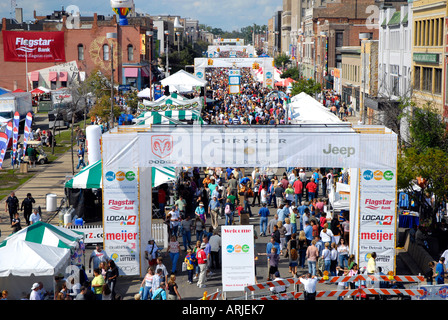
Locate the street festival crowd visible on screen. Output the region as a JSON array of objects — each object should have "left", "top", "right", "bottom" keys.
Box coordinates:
[{"left": 2, "top": 65, "right": 448, "bottom": 301}]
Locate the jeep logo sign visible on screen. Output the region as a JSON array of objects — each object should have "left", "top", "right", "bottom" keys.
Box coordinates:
[{"left": 322, "top": 144, "right": 355, "bottom": 157}]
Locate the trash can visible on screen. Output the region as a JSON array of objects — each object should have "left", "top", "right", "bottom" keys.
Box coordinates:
[
  {"left": 46, "top": 193, "right": 57, "bottom": 212},
  {"left": 240, "top": 213, "right": 250, "bottom": 225}
]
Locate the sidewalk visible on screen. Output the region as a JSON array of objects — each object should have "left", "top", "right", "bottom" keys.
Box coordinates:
[{"left": 0, "top": 149, "right": 76, "bottom": 241}]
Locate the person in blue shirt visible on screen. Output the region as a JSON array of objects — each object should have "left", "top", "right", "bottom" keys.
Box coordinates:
[
  {"left": 297, "top": 201, "right": 307, "bottom": 230},
  {"left": 278, "top": 203, "right": 290, "bottom": 223},
  {"left": 76, "top": 145, "right": 86, "bottom": 169},
  {"left": 258, "top": 203, "right": 270, "bottom": 236},
  {"left": 435, "top": 257, "right": 446, "bottom": 284},
  {"left": 304, "top": 220, "right": 313, "bottom": 245}
]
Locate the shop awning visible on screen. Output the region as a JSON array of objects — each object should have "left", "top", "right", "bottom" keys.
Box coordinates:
[
  {"left": 124, "top": 67, "right": 139, "bottom": 77},
  {"left": 59, "top": 72, "right": 68, "bottom": 82},
  {"left": 65, "top": 160, "right": 176, "bottom": 189},
  {"left": 141, "top": 66, "right": 150, "bottom": 77},
  {"left": 30, "top": 71, "right": 39, "bottom": 82},
  {"left": 49, "top": 71, "right": 58, "bottom": 82}
]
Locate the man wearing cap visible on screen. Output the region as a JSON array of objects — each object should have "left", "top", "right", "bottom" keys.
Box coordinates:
[
  {"left": 208, "top": 196, "right": 220, "bottom": 230},
  {"left": 30, "top": 283, "right": 41, "bottom": 300},
  {"left": 196, "top": 243, "right": 208, "bottom": 288},
  {"left": 20, "top": 193, "right": 35, "bottom": 226}
]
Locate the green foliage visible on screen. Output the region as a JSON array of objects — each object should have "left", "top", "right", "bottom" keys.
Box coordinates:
[
  {"left": 290, "top": 78, "right": 321, "bottom": 96},
  {"left": 280, "top": 67, "right": 301, "bottom": 81},
  {"left": 274, "top": 53, "right": 291, "bottom": 68},
  {"left": 88, "top": 95, "right": 121, "bottom": 121},
  {"left": 408, "top": 102, "right": 448, "bottom": 153},
  {"left": 125, "top": 90, "right": 139, "bottom": 112}
]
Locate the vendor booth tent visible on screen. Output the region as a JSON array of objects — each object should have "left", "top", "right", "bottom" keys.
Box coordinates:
[
  {"left": 329, "top": 182, "right": 350, "bottom": 211},
  {"left": 0, "top": 221, "right": 83, "bottom": 250},
  {"left": 0, "top": 238, "right": 71, "bottom": 299},
  {"left": 65, "top": 160, "right": 176, "bottom": 189},
  {"left": 161, "top": 70, "right": 207, "bottom": 93},
  {"left": 136, "top": 110, "right": 204, "bottom": 125},
  {"left": 137, "top": 87, "right": 152, "bottom": 98},
  {"left": 288, "top": 92, "right": 342, "bottom": 124}
]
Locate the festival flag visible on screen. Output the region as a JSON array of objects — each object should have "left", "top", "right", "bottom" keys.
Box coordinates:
[
  {"left": 12, "top": 111, "right": 20, "bottom": 163},
  {"left": 0, "top": 121, "right": 13, "bottom": 169},
  {"left": 22, "top": 112, "right": 33, "bottom": 155}
]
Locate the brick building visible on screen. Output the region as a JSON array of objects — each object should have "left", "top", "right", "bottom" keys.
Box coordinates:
[
  {"left": 297, "top": 0, "right": 406, "bottom": 87},
  {"left": 0, "top": 9, "right": 156, "bottom": 91}
]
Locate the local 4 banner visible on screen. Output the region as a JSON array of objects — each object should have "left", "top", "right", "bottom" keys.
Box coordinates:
[
  {"left": 12, "top": 111, "right": 19, "bottom": 162},
  {"left": 22, "top": 112, "right": 33, "bottom": 154},
  {"left": 0, "top": 121, "right": 13, "bottom": 168},
  {"left": 2, "top": 30, "right": 66, "bottom": 62}
]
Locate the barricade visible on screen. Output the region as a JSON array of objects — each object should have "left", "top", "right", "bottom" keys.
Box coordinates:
[
  {"left": 199, "top": 289, "right": 222, "bottom": 300},
  {"left": 241, "top": 274, "right": 424, "bottom": 300}
]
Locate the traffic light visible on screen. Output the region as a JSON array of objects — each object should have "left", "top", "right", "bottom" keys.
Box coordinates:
[{"left": 164, "top": 85, "right": 170, "bottom": 96}]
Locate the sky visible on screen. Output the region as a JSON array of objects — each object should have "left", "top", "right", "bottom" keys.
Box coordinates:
[{"left": 0, "top": 0, "right": 283, "bottom": 31}]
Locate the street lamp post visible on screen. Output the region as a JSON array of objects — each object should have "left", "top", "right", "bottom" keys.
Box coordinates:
[
  {"left": 176, "top": 32, "right": 181, "bottom": 54},
  {"left": 164, "top": 30, "right": 170, "bottom": 77},
  {"left": 146, "top": 30, "right": 154, "bottom": 101},
  {"left": 107, "top": 32, "right": 117, "bottom": 129},
  {"left": 359, "top": 33, "right": 369, "bottom": 125},
  {"left": 23, "top": 39, "right": 29, "bottom": 92}
]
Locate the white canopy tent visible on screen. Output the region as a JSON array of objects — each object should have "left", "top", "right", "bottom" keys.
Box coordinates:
[
  {"left": 161, "top": 70, "right": 207, "bottom": 93},
  {"left": 0, "top": 238, "right": 71, "bottom": 299},
  {"left": 137, "top": 87, "right": 152, "bottom": 98},
  {"left": 288, "top": 92, "right": 343, "bottom": 124}
]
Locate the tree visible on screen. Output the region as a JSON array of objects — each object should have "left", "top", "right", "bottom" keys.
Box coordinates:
[
  {"left": 280, "top": 67, "right": 301, "bottom": 81},
  {"left": 397, "top": 103, "right": 448, "bottom": 225},
  {"left": 274, "top": 53, "right": 291, "bottom": 69},
  {"left": 408, "top": 102, "right": 448, "bottom": 153},
  {"left": 290, "top": 78, "right": 321, "bottom": 97}
]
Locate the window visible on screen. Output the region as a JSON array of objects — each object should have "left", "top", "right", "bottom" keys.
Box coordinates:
[
  {"left": 32, "top": 81, "right": 38, "bottom": 89},
  {"left": 390, "top": 65, "right": 399, "bottom": 96},
  {"left": 414, "top": 66, "right": 420, "bottom": 90},
  {"left": 434, "top": 68, "right": 442, "bottom": 94},
  {"left": 422, "top": 67, "right": 432, "bottom": 92},
  {"left": 335, "top": 32, "right": 343, "bottom": 47},
  {"left": 77, "top": 44, "right": 84, "bottom": 61},
  {"left": 103, "top": 44, "right": 110, "bottom": 61},
  {"left": 127, "top": 44, "right": 134, "bottom": 61}
]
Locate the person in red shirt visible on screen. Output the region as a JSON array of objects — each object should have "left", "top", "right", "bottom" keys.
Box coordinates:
[
  {"left": 306, "top": 178, "right": 317, "bottom": 201},
  {"left": 158, "top": 188, "right": 166, "bottom": 219},
  {"left": 196, "top": 244, "right": 207, "bottom": 288},
  {"left": 293, "top": 178, "right": 303, "bottom": 206}
]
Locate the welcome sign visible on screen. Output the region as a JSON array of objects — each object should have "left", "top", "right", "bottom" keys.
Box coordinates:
[
  {"left": 2, "top": 30, "right": 66, "bottom": 62},
  {"left": 221, "top": 225, "right": 255, "bottom": 291}
]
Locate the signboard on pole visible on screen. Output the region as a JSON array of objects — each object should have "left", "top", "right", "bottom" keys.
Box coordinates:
[
  {"left": 221, "top": 225, "right": 255, "bottom": 291},
  {"left": 358, "top": 168, "right": 397, "bottom": 273},
  {"left": 2, "top": 30, "right": 66, "bottom": 62},
  {"left": 228, "top": 69, "right": 241, "bottom": 94},
  {"left": 103, "top": 167, "right": 140, "bottom": 276}
]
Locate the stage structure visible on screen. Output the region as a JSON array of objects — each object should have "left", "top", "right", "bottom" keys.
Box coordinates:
[{"left": 101, "top": 124, "right": 397, "bottom": 278}]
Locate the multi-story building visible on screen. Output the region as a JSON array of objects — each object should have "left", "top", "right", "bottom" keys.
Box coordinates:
[
  {"left": 340, "top": 46, "right": 361, "bottom": 112},
  {"left": 0, "top": 8, "right": 156, "bottom": 91},
  {"left": 411, "top": 0, "right": 445, "bottom": 115},
  {"left": 296, "top": 0, "right": 406, "bottom": 88},
  {"left": 282, "top": 0, "right": 292, "bottom": 54}
]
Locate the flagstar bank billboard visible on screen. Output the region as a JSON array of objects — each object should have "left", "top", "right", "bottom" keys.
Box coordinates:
[{"left": 2, "top": 31, "right": 66, "bottom": 62}]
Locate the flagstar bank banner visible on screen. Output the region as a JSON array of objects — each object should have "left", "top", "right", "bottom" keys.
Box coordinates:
[
  {"left": 359, "top": 168, "right": 397, "bottom": 273},
  {"left": 2, "top": 30, "right": 66, "bottom": 62},
  {"left": 102, "top": 167, "right": 140, "bottom": 276},
  {"left": 221, "top": 225, "right": 255, "bottom": 291}
]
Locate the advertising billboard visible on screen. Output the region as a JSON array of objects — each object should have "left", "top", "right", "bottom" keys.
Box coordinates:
[{"left": 2, "top": 30, "right": 66, "bottom": 62}]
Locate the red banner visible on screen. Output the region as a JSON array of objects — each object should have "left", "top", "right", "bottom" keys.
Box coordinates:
[{"left": 2, "top": 30, "right": 66, "bottom": 62}]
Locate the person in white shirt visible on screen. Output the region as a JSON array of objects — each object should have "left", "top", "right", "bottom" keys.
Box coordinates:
[
  {"left": 300, "top": 273, "right": 318, "bottom": 300},
  {"left": 320, "top": 223, "right": 334, "bottom": 246},
  {"left": 30, "top": 283, "right": 41, "bottom": 300},
  {"left": 29, "top": 208, "right": 41, "bottom": 224},
  {"left": 270, "top": 271, "right": 290, "bottom": 295}
]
